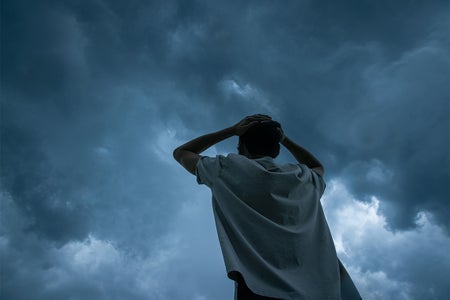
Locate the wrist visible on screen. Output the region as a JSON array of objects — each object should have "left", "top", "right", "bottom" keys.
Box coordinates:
[
  {"left": 226, "top": 126, "right": 238, "bottom": 136},
  {"left": 215, "top": 126, "right": 236, "bottom": 139},
  {"left": 280, "top": 134, "right": 288, "bottom": 145}
]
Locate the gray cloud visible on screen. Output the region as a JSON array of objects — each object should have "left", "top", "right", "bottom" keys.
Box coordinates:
[{"left": 1, "top": 0, "right": 448, "bottom": 299}]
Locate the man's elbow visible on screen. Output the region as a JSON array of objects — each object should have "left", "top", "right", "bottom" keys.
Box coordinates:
[
  {"left": 312, "top": 165, "right": 325, "bottom": 177},
  {"left": 173, "top": 148, "right": 181, "bottom": 162}
]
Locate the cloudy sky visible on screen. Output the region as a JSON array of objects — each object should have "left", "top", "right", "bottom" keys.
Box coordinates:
[{"left": 1, "top": 0, "right": 449, "bottom": 299}]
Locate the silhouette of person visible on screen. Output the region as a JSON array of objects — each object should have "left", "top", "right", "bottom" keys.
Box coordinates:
[{"left": 173, "top": 114, "right": 361, "bottom": 300}]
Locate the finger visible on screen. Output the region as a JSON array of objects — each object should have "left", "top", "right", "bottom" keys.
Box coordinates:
[
  {"left": 247, "top": 115, "right": 271, "bottom": 122},
  {"left": 253, "top": 114, "right": 272, "bottom": 119},
  {"left": 244, "top": 120, "right": 260, "bottom": 128},
  {"left": 247, "top": 114, "right": 270, "bottom": 118}
]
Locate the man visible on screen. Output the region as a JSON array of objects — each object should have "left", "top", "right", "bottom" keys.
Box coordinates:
[{"left": 173, "top": 114, "right": 361, "bottom": 300}]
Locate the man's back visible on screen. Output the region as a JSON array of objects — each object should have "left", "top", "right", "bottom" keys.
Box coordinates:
[
  {"left": 174, "top": 114, "right": 361, "bottom": 299},
  {"left": 196, "top": 154, "right": 341, "bottom": 300}
]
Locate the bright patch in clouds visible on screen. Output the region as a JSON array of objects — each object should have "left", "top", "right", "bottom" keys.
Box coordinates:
[
  {"left": 322, "top": 180, "right": 450, "bottom": 300},
  {"left": 61, "top": 235, "right": 121, "bottom": 272},
  {"left": 220, "top": 79, "right": 278, "bottom": 114}
]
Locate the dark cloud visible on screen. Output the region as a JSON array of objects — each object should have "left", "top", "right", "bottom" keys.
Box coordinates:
[
  {"left": 1, "top": 0, "right": 448, "bottom": 299},
  {"left": 1, "top": 0, "right": 184, "bottom": 250}
]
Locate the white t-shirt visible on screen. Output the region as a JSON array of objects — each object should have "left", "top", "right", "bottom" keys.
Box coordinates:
[{"left": 196, "top": 153, "right": 361, "bottom": 300}]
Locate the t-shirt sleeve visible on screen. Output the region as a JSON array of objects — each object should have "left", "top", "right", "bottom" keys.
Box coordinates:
[
  {"left": 311, "top": 168, "right": 326, "bottom": 195},
  {"left": 298, "top": 163, "right": 327, "bottom": 194},
  {"left": 195, "top": 155, "right": 224, "bottom": 187}
]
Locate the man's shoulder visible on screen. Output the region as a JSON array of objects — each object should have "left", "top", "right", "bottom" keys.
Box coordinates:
[
  {"left": 225, "top": 153, "right": 245, "bottom": 160},
  {"left": 197, "top": 154, "right": 241, "bottom": 171}
]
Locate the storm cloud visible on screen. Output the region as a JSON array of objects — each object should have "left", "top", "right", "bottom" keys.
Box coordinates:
[{"left": 1, "top": 0, "right": 449, "bottom": 299}]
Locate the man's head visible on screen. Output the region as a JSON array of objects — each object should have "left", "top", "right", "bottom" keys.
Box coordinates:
[{"left": 238, "top": 120, "right": 282, "bottom": 158}]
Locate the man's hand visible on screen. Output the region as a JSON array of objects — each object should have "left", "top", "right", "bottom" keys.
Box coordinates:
[
  {"left": 232, "top": 114, "right": 272, "bottom": 136},
  {"left": 277, "top": 126, "right": 286, "bottom": 144},
  {"left": 174, "top": 114, "right": 273, "bottom": 175}
]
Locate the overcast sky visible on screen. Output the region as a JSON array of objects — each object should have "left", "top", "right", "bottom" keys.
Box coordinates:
[{"left": 1, "top": 1, "right": 449, "bottom": 299}]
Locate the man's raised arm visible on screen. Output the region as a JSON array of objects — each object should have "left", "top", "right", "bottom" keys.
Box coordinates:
[
  {"left": 173, "top": 114, "right": 272, "bottom": 174},
  {"left": 173, "top": 127, "right": 235, "bottom": 175},
  {"left": 279, "top": 130, "right": 325, "bottom": 176}
]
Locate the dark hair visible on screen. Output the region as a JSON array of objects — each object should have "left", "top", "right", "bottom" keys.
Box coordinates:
[{"left": 239, "top": 120, "right": 282, "bottom": 158}]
